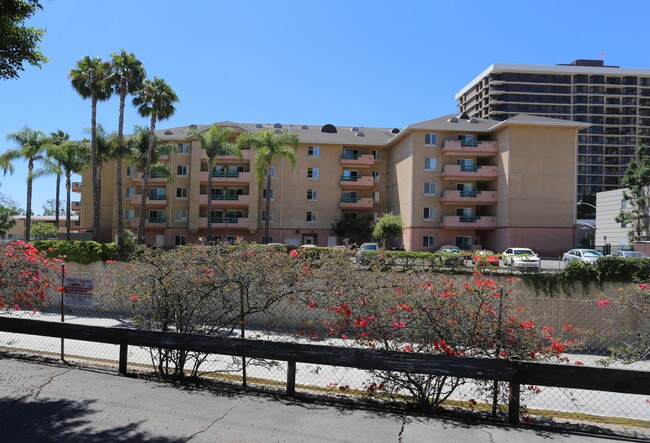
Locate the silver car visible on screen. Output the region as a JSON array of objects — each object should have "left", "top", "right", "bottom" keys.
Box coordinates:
[
  {"left": 610, "top": 250, "right": 648, "bottom": 259},
  {"left": 562, "top": 248, "right": 603, "bottom": 263}
]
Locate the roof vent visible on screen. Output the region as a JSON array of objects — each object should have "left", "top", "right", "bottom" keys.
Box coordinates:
[
  {"left": 469, "top": 117, "right": 479, "bottom": 124},
  {"left": 273, "top": 123, "right": 283, "bottom": 129},
  {"left": 459, "top": 112, "right": 470, "bottom": 120},
  {"left": 300, "top": 125, "right": 308, "bottom": 130},
  {"left": 355, "top": 131, "right": 365, "bottom": 137},
  {"left": 449, "top": 117, "right": 459, "bottom": 123},
  {"left": 164, "top": 130, "right": 173, "bottom": 135},
  {"left": 351, "top": 127, "right": 359, "bottom": 132},
  {"left": 391, "top": 128, "right": 400, "bottom": 134},
  {"left": 255, "top": 123, "right": 263, "bottom": 128},
  {"left": 320, "top": 123, "right": 337, "bottom": 133},
  {"left": 189, "top": 124, "right": 198, "bottom": 129},
  {"left": 274, "top": 129, "right": 282, "bottom": 134}
]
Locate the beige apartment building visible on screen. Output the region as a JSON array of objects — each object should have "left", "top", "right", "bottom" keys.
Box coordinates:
[{"left": 76, "top": 114, "right": 585, "bottom": 255}]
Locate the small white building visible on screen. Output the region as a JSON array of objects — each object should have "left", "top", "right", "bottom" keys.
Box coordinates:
[{"left": 595, "top": 188, "right": 634, "bottom": 249}]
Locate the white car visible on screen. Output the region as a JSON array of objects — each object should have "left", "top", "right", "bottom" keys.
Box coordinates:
[
  {"left": 610, "top": 250, "right": 648, "bottom": 259},
  {"left": 502, "top": 247, "right": 541, "bottom": 271},
  {"left": 562, "top": 248, "right": 603, "bottom": 263}
]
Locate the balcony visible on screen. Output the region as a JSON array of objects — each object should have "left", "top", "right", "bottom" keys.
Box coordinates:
[
  {"left": 130, "top": 217, "right": 166, "bottom": 228},
  {"left": 200, "top": 171, "right": 251, "bottom": 184},
  {"left": 71, "top": 201, "right": 81, "bottom": 212},
  {"left": 130, "top": 194, "right": 168, "bottom": 207},
  {"left": 441, "top": 164, "right": 498, "bottom": 181},
  {"left": 442, "top": 140, "right": 497, "bottom": 157},
  {"left": 202, "top": 149, "right": 251, "bottom": 162},
  {"left": 132, "top": 172, "right": 168, "bottom": 184},
  {"left": 440, "top": 215, "right": 497, "bottom": 229},
  {"left": 340, "top": 175, "right": 374, "bottom": 189},
  {"left": 198, "top": 217, "right": 249, "bottom": 229},
  {"left": 72, "top": 182, "right": 82, "bottom": 193},
  {"left": 198, "top": 194, "right": 250, "bottom": 207},
  {"left": 440, "top": 190, "right": 497, "bottom": 205},
  {"left": 340, "top": 154, "right": 375, "bottom": 168},
  {"left": 339, "top": 197, "right": 374, "bottom": 210}
]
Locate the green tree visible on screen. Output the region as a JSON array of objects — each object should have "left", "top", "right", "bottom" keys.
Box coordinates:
[
  {"left": 1, "top": 127, "right": 48, "bottom": 241},
  {"left": 69, "top": 55, "right": 114, "bottom": 241},
  {"left": 0, "top": 206, "right": 18, "bottom": 238},
  {"left": 46, "top": 130, "right": 70, "bottom": 228},
  {"left": 125, "top": 126, "right": 173, "bottom": 241},
  {"left": 187, "top": 124, "right": 240, "bottom": 242},
  {"left": 0, "top": 0, "right": 47, "bottom": 80},
  {"left": 42, "top": 198, "right": 65, "bottom": 216},
  {"left": 332, "top": 215, "right": 373, "bottom": 245},
  {"left": 372, "top": 212, "right": 403, "bottom": 248},
  {"left": 110, "top": 50, "right": 146, "bottom": 246},
  {"left": 237, "top": 130, "right": 299, "bottom": 243},
  {"left": 47, "top": 140, "right": 91, "bottom": 239},
  {"left": 30, "top": 221, "right": 57, "bottom": 240},
  {"left": 132, "top": 77, "right": 179, "bottom": 243},
  {"left": 616, "top": 143, "right": 650, "bottom": 243}
]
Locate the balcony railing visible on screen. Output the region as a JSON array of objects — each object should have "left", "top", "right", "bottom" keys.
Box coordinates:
[
  {"left": 198, "top": 217, "right": 249, "bottom": 228},
  {"left": 130, "top": 194, "right": 167, "bottom": 206},
  {"left": 441, "top": 164, "right": 498, "bottom": 181},
  {"left": 442, "top": 140, "right": 498, "bottom": 156},
  {"left": 340, "top": 154, "right": 375, "bottom": 168},
  {"left": 199, "top": 194, "right": 250, "bottom": 206},
  {"left": 440, "top": 190, "right": 497, "bottom": 205},
  {"left": 72, "top": 182, "right": 82, "bottom": 193},
  {"left": 212, "top": 171, "right": 240, "bottom": 178},
  {"left": 440, "top": 215, "right": 497, "bottom": 229},
  {"left": 339, "top": 197, "right": 374, "bottom": 210},
  {"left": 200, "top": 171, "right": 250, "bottom": 184},
  {"left": 340, "top": 175, "right": 374, "bottom": 188}
]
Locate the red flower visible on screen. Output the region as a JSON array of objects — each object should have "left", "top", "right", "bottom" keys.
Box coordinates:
[
  {"left": 130, "top": 295, "right": 138, "bottom": 302},
  {"left": 562, "top": 324, "right": 572, "bottom": 330},
  {"left": 597, "top": 298, "right": 611, "bottom": 307},
  {"left": 289, "top": 249, "right": 299, "bottom": 257},
  {"left": 307, "top": 301, "right": 318, "bottom": 309}
]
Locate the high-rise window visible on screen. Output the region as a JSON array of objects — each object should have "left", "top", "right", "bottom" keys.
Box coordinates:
[
  {"left": 423, "top": 207, "right": 436, "bottom": 220},
  {"left": 424, "top": 158, "right": 437, "bottom": 171},
  {"left": 307, "top": 189, "right": 318, "bottom": 200},
  {"left": 306, "top": 211, "right": 318, "bottom": 222},
  {"left": 308, "top": 146, "right": 320, "bottom": 158},
  {"left": 424, "top": 182, "right": 436, "bottom": 195},
  {"left": 307, "top": 168, "right": 319, "bottom": 179},
  {"left": 424, "top": 133, "right": 437, "bottom": 145},
  {"left": 177, "top": 143, "right": 190, "bottom": 154}
]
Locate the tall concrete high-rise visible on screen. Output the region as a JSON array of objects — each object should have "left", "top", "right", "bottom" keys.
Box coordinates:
[{"left": 456, "top": 60, "right": 650, "bottom": 217}]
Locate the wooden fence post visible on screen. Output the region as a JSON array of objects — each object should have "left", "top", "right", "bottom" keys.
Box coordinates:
[
  {"left": 287, "top": 360, "right": 296, "bottom": 397},
  {"left": 119, "top": 343, "right": 128, "bottom": 375},
  {"left": 508, "top": 371, "right": 520, "bottom": 425}
]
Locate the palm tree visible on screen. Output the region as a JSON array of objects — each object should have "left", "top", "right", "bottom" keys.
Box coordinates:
[
  {"left": 69, "top": 55, "right": 114, "bottom": 241},
  {"left": 110, "top": 50, "right": 146, "bottom": 246},
  {"left": 1, "top": 127, "right": 48, "bottom": 241},
  {"left": 47, "top": 130, "right": 69, "bottom": 228},
  {"left": 237, "top": 130, "right": 299, "bottom": 243},
  {"left": 187, "top": 124, "right": 240, "bottom": 242},
  {"left": 88, "top": 124, "right": 117, "bottom": 210},
  {"left": 47, "top": 141, "right": 91, "bottom": 239},
  {"left": 132, "top": 76, "right": 179, "bottom": 243},
  {"left": 125, "top": 126, "right": 173, "bottom": 242}
]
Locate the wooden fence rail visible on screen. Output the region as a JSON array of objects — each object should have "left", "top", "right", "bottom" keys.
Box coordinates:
[{"left": 1, "top": 316, "right": 649, "bottom": 425}]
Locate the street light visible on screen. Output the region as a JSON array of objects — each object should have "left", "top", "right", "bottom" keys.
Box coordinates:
[{"left": 577, "top": 200, "right": 597, "bottom": 210}]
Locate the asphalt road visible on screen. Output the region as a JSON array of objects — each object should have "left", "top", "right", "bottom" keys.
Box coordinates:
[{"left": 0, "top": 357, "right": 630, "bottom": 443}]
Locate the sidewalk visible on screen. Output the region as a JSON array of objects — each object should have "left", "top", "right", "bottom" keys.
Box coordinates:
[{"left": 0, "top": 357, "right": 628, "bottom": 442}]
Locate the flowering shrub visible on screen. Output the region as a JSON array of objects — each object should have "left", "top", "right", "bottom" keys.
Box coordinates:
[
  {"left": 296, "top": 252, "right": 577, "bottom": 411},
  {"left": 0, "top": 241, "right": 58, "bottom": 310},
  {"left": 608, "top": 283, "right": 650, "bottom": 363}
]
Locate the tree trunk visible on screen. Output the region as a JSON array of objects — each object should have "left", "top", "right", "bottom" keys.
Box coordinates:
[
  {"left": 65, "top": 172, "right": 71, "bottom": 241},
  {"left": 25, "top": 159, "right": 33, "bottom": 242},
  {"left": 139, "top": 109, "right": 157, "bottom": 244},
  {"left": 207, "top": 159, "right": 213, "bottom": 243},
  {"left": 54, "top": 172, "right": 61, "bottom": 232},
  {"left": 91, "top": 95, "right": 100, "bottom": 242},
  {"left": 263, "top": 161, "right": 272, "bottom": 243},
  {"left": 116, "top": 85, "right": 126, "bottom": 246}
]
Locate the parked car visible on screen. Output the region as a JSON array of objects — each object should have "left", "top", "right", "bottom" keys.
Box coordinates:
[
  {"left": 359, "top": 242, "right": 380, "bottom": 252},
  {"left": 436, "top": 245, "right": 463, "bottom": 266},
  {"left": 610, "top": 250, "right": 648, "bottom": 259},
  {"left": 562, "top": 248, "right": 604, "bottom": 264},
  {"left": 502, "top": 247, "right": 541, "bottom": 272},
  {"left": 472, "top": 250, "right": 499, "bottom": 266}
]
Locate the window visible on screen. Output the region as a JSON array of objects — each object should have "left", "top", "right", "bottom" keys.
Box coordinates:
[
  {"left": 621, "top": 199, "right": 628, "bottom": 209},
  {"left": 372, "top": 191, "right": 380, "bottom": 203},
  {"left": 262, "top": 210, "right": 274, "bottom": 222},
  {"left": 149, "top": 188, "right": 165, "bottom": 199},
  {"left": 306, "top": 211, "right": 318, "bottom": 223},
  {"left": 308, "top": 146, "right": 320, "bottom": 158},
  {"left": 372, "top": 171, "right": 380, "bottom": 181},
  {"left": 422, "top": 236, "right": 436, "bottom": 248},
  {"left": 423, "top": 207, "right": 436, "bottom": 220},
  {"left": 175, "top": 235, "right": 187, "bottom": 246},
  {"left": 307, "top": 189, "right": 318, "bottom": 201},
  {"left": 458, "top": 134, "right": 474, "bottom": 144},
  {"left": 343, "top": 212, "right": 357, "bottom": 220},
  {"left": 125, "top": 187, "right": 135, "bottom": 198},
  {"left": 263, "top": 189, "right": 275, "bottom": 200},
  {"left": 424, "top": 133, "right": 438, "bottom": 145},
  {"left": 177, "top": 143, "right": 190, "bottom": 154},
  {"left": 424, "top": 158, "right": 437, "bottom": 171},
  {"left": 423, "top": 182, "right": 436, "bottom": 195},
  {"left": 269, "top": 167, "right": 276, "bottom": 178},
  {"left": 175, "top": 209, "right": 188, "bottom": 221},
  {"left": 372, "top": 150, "right": 381, "bottom": 160},
  {"left": 176, "top": 187, "right": 188, "bottom": 198},
  {"left": 125, "top": 209, "right": 135, "bottom": 220},
  {"left": 307, "top": 168, "right": 319, "bottom": 179},
  {"left": 177, "top": 165, "right": 188, "bottom": 176},
  {"left": 125, "top": 165, "right": 134, "bottom": 177}
]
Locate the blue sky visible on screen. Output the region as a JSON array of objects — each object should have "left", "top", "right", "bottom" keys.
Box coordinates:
[{"left": 1, "top": 0, "right": 648, "bottom": 213}]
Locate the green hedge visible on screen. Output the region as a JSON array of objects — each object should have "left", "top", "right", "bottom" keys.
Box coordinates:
[{"left": 32, "top": 240, "right": 118, "bottom": 264}]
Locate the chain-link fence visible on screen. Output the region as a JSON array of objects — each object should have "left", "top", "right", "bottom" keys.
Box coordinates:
[{"left": 1, "top": 254, "right": 648, "bottom": 439}]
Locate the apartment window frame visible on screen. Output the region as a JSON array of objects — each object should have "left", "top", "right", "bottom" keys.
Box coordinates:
[
  {"left": 176, "top": 187, "right": 188, "bottom": 199},
  {"left": 125, "top": 187, "right": 135, "bottom": 198},
  {"left": 125, "top": 209, "right": 135, "bottom": 221},
  {"left": 306, "top": 211, "right": 318, "bottom": 223},
  {"left": 262, "top": 210, "right": 274, "bottom": 223},
  {"left": 177, "top": 165, "right": 189, "bottom": 176},
  {"left": 372, "top": 150, "right": 381, "bottom": 160},
  {"left": 177, "top": 143, "right": 190, "bottom": 154},
  {"left": 307, "top": 189, "right": 318, "bottom": 201},
  {"left": 125, "top": 165, "right": 134, "bottom": 177},
  {"left": 422, "top": 235, "right": 436, "bottom": 248},
  {"left": 424, "top": 157, "right": 437, "bottom": 171},
  {"left": 307, "top": 167, "right": 320, "bottom": 179},
  {"left": 424, "top": 133, "right": 438, "bottom": 146},
  {"left": 423, "top": 182, "right": 436, "bottom": 195},
  {"left": 175, "top": 208, "right": 188, "bottom": 221},
  {"left": 175, "top": 235, "right": 187, "bottom": 246},
  {"left": 372, "top": 191, "right": 380, "bottom": 203},
  {"left": 269, "top": 166, "right": 276, "bottom": 179},
  {"left": 308, "top": 146, "right": 320, "bottom": 158},
  {"left": 262, "top": 189, "right": 275, "bottom": 200},
  {"left": 372, "top": 171, "right": 380, "bottom": 181},
  {"left": 423, "top": 207, "right": 436, "bottom": 220}
]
